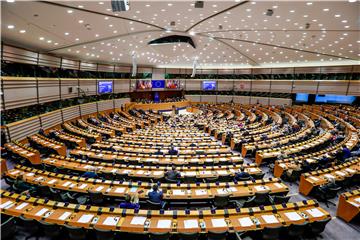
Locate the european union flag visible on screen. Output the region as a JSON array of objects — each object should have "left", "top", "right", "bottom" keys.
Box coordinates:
[{"left": 151, "top": 80, "right": 165, "bottom": 88}]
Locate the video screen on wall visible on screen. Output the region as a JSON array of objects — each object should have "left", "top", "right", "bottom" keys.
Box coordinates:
[
  {"left": 203, "top": 81, "right": 216, "bottom": 90},
  {"left": 136, "top": 80, "right": 152, "bottom": 90},
  {"left": 295, "top": 93, "right": 309, "bottom": 103},
  {"left": 98, "top": 81, "right": 113, "bottom": 94},
  {"left": 166, "top": 79, "right": 181, "bottom": 89},
  {"left": 315, "top": 94, "right": 356, "bottom": 104}
]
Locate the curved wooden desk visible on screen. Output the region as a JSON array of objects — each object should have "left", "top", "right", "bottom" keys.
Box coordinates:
[{"left": 129, "top": 101, "right": 191, "bottom": 111}]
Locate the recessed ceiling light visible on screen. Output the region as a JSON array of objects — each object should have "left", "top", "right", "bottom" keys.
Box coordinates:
[
  {"left": 104, "top": 17, "right": 109, "bottom": 20},
  {"left": 7, "top": 25, "right": 14, "bottom": 29},
  {"left": 75, "top": 38, "right": 79, "bottom": 41},
  {"left": 168, "top": 3, "right": 173, "bottom": 6},
  {"left": 99, "top": 2, "right": 104, "bottom": 5},
  {"left": 64, "top": 32, "right": 69, "bottom": 35},
  {"left": 78, "top": 20, "right": 84, "bottom": 23},
  {"left": 19, "top": 29, "right": 26, "bottom": 33},
  {"left": 212, "top": 4, "right": 217, "bottom": 7},
  {"left": 342, "top": 20, "right": 348, "bottom": 23},
  {"left": 306, "top": 2, "right": 313, "bottom": 5},
  {"left": 272, "top": 5, "right": 278, "bottom": 9},
  {"left": 146, "top": 4, "right": 150, "bottom": 7},
  {"left": 67, "top": 10, "right": 73, "bottom": 13},
  {"left": 47, "top": 40, "right": 52, "bottom": 43},
  {"left": 95, "top": 34, "right": 99, "bottom": 37},
  {"left": 323, "top": 8, "right": 329, "bottom": 11},
  {"left": 189, "top": 31, "right": 196, "bottom": 36},
  {"left": 78, "top": 5, "right": 83, "bottom": 8},
  {"left": 54, "top": 42, "right": 58, "bottom": 45},
  {"left": 39, "top": 37, "right": 44, "bottom": 40},
  {"left": 6, "top": 0, "right": 15, "bottom": 2},
  {"left": 290, "top": 10, "right": 295, "bottom": 13},
  {"left": 344, "top": 26, "right": 350, "bottom": 28},
  {"left": 348, "top": 0, "right": 357, "bottom": 2},
  {"left": 335, "top": 14, "right": 341, "bottom": 17}
]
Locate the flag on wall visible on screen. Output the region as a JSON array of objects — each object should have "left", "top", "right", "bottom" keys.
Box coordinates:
[{"left": 152, "top": 80, "right": 165, "bottom": 89}]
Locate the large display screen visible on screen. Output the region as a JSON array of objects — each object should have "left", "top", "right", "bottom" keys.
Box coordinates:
[
  {"left": 203, "top": 81, "right": 216, "bottom": 91},
  {"left": 295, "top": 93, "right": 309, "bottom": 103},
  {"left": 315, "top": 94, "right": 356, "bottom": 104},
  {"left": 98, "top": 81, "right": 113, "bottom": 94},
  {"left": 136, "top": 80, "right": 152, "bottom": 90}
]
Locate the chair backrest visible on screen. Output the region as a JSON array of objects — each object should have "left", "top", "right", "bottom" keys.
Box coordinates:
[
  {"left": 65, "top": 225, "right": 87, "bottom": 240},
  {"left": 272, "top": 195, "right": 291, "bottom": 204},
  {"left": 149, "top": 232, "right": 170, "bottom": 240},
  {"left": 214, "top": 194, "right": 230, "bottom": 208},
  {"left": 254, "top": 191, "right": 271, "bottom": 205},
  {"left": 146, "top": 200, "right": 162, "bottom": 210},
  {"left": 3, "top": 176, "right": 15, "bottom": 186},
  {"left": 262, "top": 226, "right": 283, "bottom": 240},
  {"left": 183, "top": 176, "right": 197, "bottom": 183},
  {"left": 288, "top": 222, "right": 308, "bottom": 237},
  {"left": 179, "top": 232, "right": 200, "bottom": 240},
  {"left": 164, "top": 177, "right": 178, "bottom": 183},
  {"left": 253, "top": 172, "right": 265, "bottom": 180},
  {"left": 39, "top": 221, "right": 62, "bottom": 238},
  {"left": 1, "top": 216, "right": 16, "bottom": 239},
  {"left": 94, "top": 227, "right": 115, "bottom": 240},
  {"left": 207, "top": 230, "right": 228, "bottom": 240},
  {"left": 206, "top": 177, "right": 219, "bottom": 183},
  {"left": 88, "top": 190, "right": 104, "bottom": 205},
  {"left": 310, "top": 217, "right": 331, "bottom": 235}
]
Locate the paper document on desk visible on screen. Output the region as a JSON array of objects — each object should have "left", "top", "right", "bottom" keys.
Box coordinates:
[
  {"left": 274, "top": 183, "right": 283, "bottom": 189},
  {"left": 262, "top": 215, "right": 279, "bottom": 224},
  {"left": 354, "top": 197, "right": 360, "bottom": 203},
  {"left": 345, "top": 168, "right": 356, "bottom": 173},
  {"left": 211, "top": 218, "right": 227, "bottom": 227},
  {"left": 78, "top": 214, "right": 94, "bottom": 223},
  {"left": 172, "top": 190, "right": 185, "bottom": 195},
  {"left": 62, "top": 181, "right": 72, "bottom": 187},
  {"left": 154, "top": 171, "right": 163, "bottom": 176},
  {"left": 79, "top": 184, "right": 88, "bottom": 189},
  {"left": 217, "top": 170, "right": 228, "bottom": 175},
  {"left": 95, "top": 186, "right": 104, "bottom": 192},
  {"left": 58, "top": 211, "right": 72, "bottom": 221},
  {"left": 0, "top": 201, "right": 13, "bottom": 209},
  {"left": 306, "top": 208, "right": 324, "bottom": 217},
  {"left": 335, "top": 171, "right": 346, "bottom": 177},
  {"left": 115, "top": 187, "right": 125, "bottom": 193},
  {"left": 48, "top": 179, "right": 57, "bottom": 184},
  {"left": 35, "top": 208, "right": 49, "bottom": 216},
  {"left": 195, "top": 189, "right": 207, "bottom": 195},
  {"left": 284, "top": 212, "right": 302, "bottom": 221},
  {"left": 324, "top": 174, "right": 335, "bottom": 179},
  {"left": 254, "top": 185, "right": 270, "bottom": 192},
  {"left": 15, "top": 202, "right": 29, "bottom": 210},
  {"left": 130, "top": 216, "right": 146, "bottom": 225},
  {"left": 238, "top": 217, "right": 253, "bottom": 227},
  {"left": 157, "top": 219, "right": 171, "bottom": 228},
  {"left": 309, "top": 176, "right": 319, "bottom": 181},
  {"left": 217, "top": 189, "right": 230, "bottom": 195},
  {"left": 103, "top": 216, "right": 120, "bottom": 226},
  {"left": 184, "top": 219, "right": 198, "bottom": 229}
]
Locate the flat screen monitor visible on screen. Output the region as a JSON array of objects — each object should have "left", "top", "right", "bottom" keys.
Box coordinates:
[
  {"left": 315, "top": 94, "right": 356, "bottom": 104},
  {"left": 98, "top": 81, "right": 113, "bottom": 94},
  {"left": 203, "top": 81, "right": 216, "bottom": 91},
  {"left": 295, "top": 93, "right": 309, "bottom": 103}
]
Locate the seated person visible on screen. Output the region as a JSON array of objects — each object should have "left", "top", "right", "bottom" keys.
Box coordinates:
[
  {"left": 14, "top": 175, "right": 36, "bottom": 194},
  {"left": 148, "top": 184, "right": 163, "bottom": 204},
  {"left": 119, "top": 193, "right": 140, "bottom": 209},
  {"left": 38, "top": 128, "right": 47, "bottom": 137},
  {"left": 165, "top": 166, "right": 181, "bottom": 181},
  {"left": 342, "top": 145, "right": 351, "bottom": 160},
  {"left": 153, "top": 148, "right": 163, "bottom": 155},
  {"left": 234, "top": 167, "right": 251, "bottom": 180},
  {"left": 168, "top": 146, "right": 178, "bottom": 155},
  {"left": 81, "top": 168, "right": 98, "bottom": 178}
]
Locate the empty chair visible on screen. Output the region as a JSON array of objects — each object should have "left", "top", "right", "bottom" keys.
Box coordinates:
[
  {"left": 65, "top": 225, "right": 87, "bottom": 240},
  {"left": 39, "top": 221, "right": 63, "bottom": 239},
  {"left": 204, "top": 176, "right": 219, "bottom": 183},
  {"left": 252, "top": 172, "right": 265, "bottom": 180},
  {"left": 316, "top": 184, "right": 341, "bottom": 207},
  {"left": 149, "top": 232, "right": 170, "bottom": 240},
  {"left": 18, "top": 216, "right": 41, "bottom": 240},
  {"left": 88, "top": 190, "right": 104, "bottom": 205},
  {"left": 207, "top": 230, "right": 228, "bottom": 240},
  {"left": 254, "top": 191, "right": 272, "bottom": 206},
  {"left": 1, "top": 215, "right": 16, "bottom": 240},
  {"left": 183, "top": 176, "right": 197, "bottom": 183},
  {"left": 3, "top": 176, "right": 15, "bottom": 190},
  {"left": 178, "top": 232, "right": 200, "bottom": 240},
  {"left": 307, "top": 217, "right": 331, "bottom": 238},
  {"left": 146, "top": 200, "right": 166, "bottom": 210},
  {"left": 94, "top": 227, "right": 115, "bottom": 240},
  {"left": 213, "top": 194, "right": 231, "bottom": 208},
  {"left": 271, "top": 195, "right": 291, "bottom": 205},
  {"left": 261, "top": 226, "right": 283, "bottom": 240},
  {"left": 287, "top": 222, "right": 308, "bottom": 240}
]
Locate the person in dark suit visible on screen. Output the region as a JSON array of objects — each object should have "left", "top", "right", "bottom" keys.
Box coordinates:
[
  {"left": 148, "top": 184, "right": 163, "bottom": 204},
  {"left": 165, "top": 166, "right": 181, "bottom": 181},
  {"left": 168, "top": 146, "right": 178, "bottom": 155},
  {"left": 234, "top": 167, "right": 251, "bottom": 181}
]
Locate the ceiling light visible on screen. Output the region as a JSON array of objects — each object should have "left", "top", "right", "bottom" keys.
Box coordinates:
[
  {"left": 290, "top": 10, "right": 295, "bottom": 13},
  {"left": 212, "top": 4, "right": 217, "bottom": 7},
  {"left": 6, "top": 0, "right": 15, "bottom": 2},
  {"left": 348, "top": 0, "right": 357, "bottom": 2},
  {"left": 342, "top": 20, "right": 348, "bottom": 23},
  {"left": 189, "top": 31, "right": 196, "bottom": 36},
  {"left": 54, "top": 42, "right": 58, "bottom": 45},
  {"left": 78, "top": 5, "right": 83, "bottom": 8},
  {"left": 99, "top": 2, "right": 104, "bottom": 4},
  {"left": 7, "top": 25, "right": 14, "bottom": 29},
  {"left": 75, "top": 38, "right": 79, "bottom": 41},
  {"left": 168, "top": 3, "right": 173, "bottom": 6},
  {"left": 39, "top": 37, "right": 44, "bottom": 40},
  {"left": 65, "top": 32, "right": 69, "bottom": 35},
  {"left": 78, "top": 20, "right": 84, "bottom": 23},
  {"left": 67, "top": 10, "right": 73, "bottom": 13},
  {"left": 323, "top": 8, "right": 329, "bottom": 11},
  {"left": 146, "top": 4, "right": 150, "bottom": 7},
  {"left": 306, "top": 2, "right": 313, "bottom": 5},
  {"left": 47, "top": 40, "right": 52, "bottom": 43},
  {"left": 272, "top": 5, "right": 278, "bottom": 9},
  {"left": 95, "top": 34, "right": 99, "bottom": 37},
  {"left": 19, "top": 30, "right": 26, "bottom": 33},
  {"left": 335, "top": 14, "right": 341, "bottom": 17},
  {"left": 104, "top": 17, "right": 109, "bottom": 20}
]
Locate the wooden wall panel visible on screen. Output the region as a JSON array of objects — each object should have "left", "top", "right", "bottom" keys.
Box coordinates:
[
  {"left": 292, "top": 80, "right": 318, "bottom": 94},
  {"left": 233, "top": 80, "right": 251, "bottom": 91},
  {"left": 62, "top": 106, "right": 80, "bottom": 122},
  {"left": 184, "top": 95, "right": 201, "bottom": 102},
  {"left": 271, "top": 80, "right": 292, "bottom": 93},
  {"left": 38, "top": 78, "right": 60, "bottom": 104},
  {"left": 217, "top": 95, "right": 233, "bottom": 103},
  {"left": 348, "top": 81, "right": 360, "bottom": 96},
  {"left": 185, "top": 80, "right": 201, "bottom": 90},
  {"left": 97, "top": 100, "right": 114, "bottom": 112},
  {"left": 114, "top": 98, "right": 131, "bottom": 108},
  {"left": 79, "top": 79, "right": 97, "bottom": 96},
  {"left": 201, "top": 95, "right": 217, "bottom": 103},
  {"left": 217, "top": 80, "right": 233, "bottom": 91},
  {"left": 250, "top": 96, "right": 269, "bottom": 105},
  {"left": 114, "top": 79, "right": 130, "bottom": 93},
  {"left": 40, "top": 110, "right": 62, "bottom": 130},
  {"left": 317, "top": 80, "right": 348, "bottom": 95},
  {"left": 7, "top": 117, "right": 40, "bottom": 141},
  {"left": 251, "top": 80, "right": 270, "bottom": 92},
  {"left": 233, "top": 96, "right": 250, "bottom": 104},
  {"left": 2, "top": 77, "right": 38, "bottom": 109},
  {"left": 80, "top": 102, "right": 97, "bottom": 116},
  {"left": 60, "top": 78, "right": 79, "bottom": 100}
]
